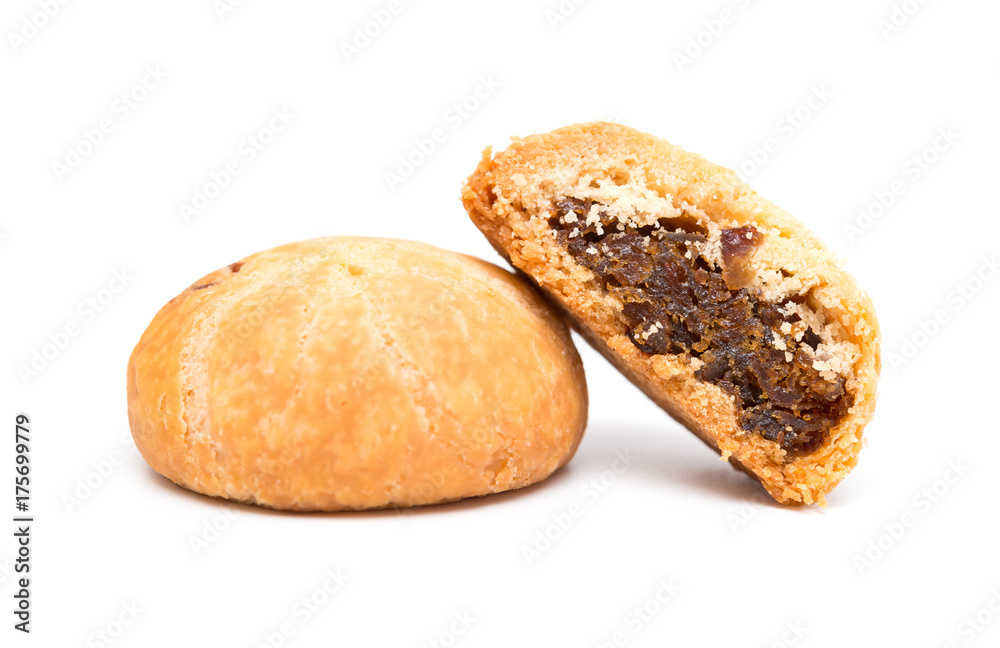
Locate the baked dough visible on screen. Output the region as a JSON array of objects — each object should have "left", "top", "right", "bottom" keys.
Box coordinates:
[
  {"left": 127, "top": 237, "right": 588, "bottom": 511},
  {"left": 462, "top": 122, "right": 880, "bottom": 505}
]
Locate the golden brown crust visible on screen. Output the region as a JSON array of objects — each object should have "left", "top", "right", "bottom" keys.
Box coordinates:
[
  {"left": 127, "top": 237, "right": 588, "bottom": 511},
  {"left": 462, "top": 122, "right": 880, "bottom": 505}
]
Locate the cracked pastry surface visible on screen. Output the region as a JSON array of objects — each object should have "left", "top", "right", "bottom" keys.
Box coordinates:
[
  {"left": 462, "top": 121, "right": 880, "bottom": 505},
  {"left": 127, "top": 237, "right": 588, "bottom": 511}
]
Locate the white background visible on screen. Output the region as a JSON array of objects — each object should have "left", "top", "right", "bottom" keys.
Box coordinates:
[{"left": 2, "top": 1, "right": 999, "bottom": 646}]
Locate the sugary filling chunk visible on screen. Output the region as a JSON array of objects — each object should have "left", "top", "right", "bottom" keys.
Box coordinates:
[{"left": 548, "top": 198, "right": 852, "bottom": 455}]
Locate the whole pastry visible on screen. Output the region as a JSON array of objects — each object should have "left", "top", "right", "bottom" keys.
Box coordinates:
[
  {"left": 462, "top": 122, "right": 880, "bottom": 505},
  {"left": 127, "top": 237, "right": 588, "bottom": 511}
]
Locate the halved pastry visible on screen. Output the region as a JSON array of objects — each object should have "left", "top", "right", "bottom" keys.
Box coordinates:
[{"left": 462, "top": 122, "right": 880, "bottom": 504}]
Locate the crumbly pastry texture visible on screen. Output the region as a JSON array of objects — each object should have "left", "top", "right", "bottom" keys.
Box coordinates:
[
  {"left": 127, "top": 237, "right": 588, "bottom": 511},
  {"left": 462, "top": 121, "right": 880, "bottom": 505}
]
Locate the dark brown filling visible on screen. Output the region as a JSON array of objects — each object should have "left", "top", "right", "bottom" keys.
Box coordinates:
[{"left": 549, "top": 198, "right": 851, "bottom": 456}]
